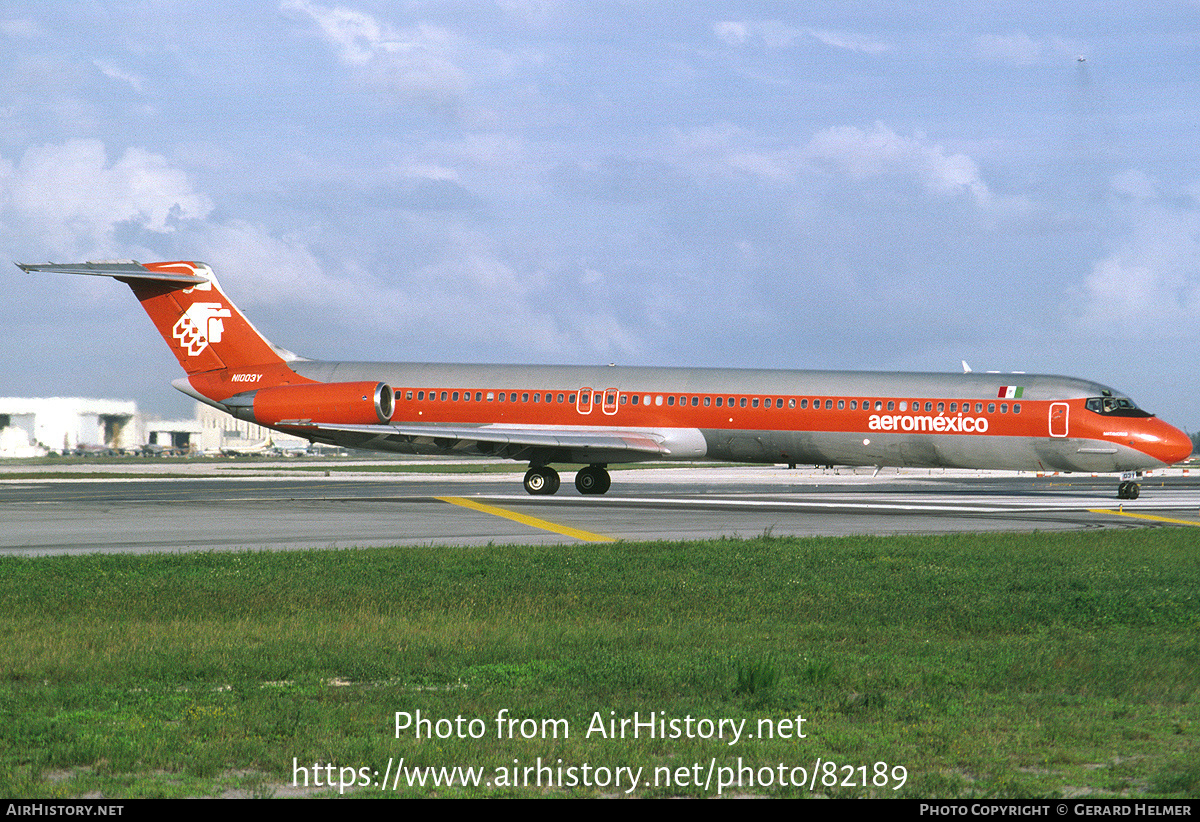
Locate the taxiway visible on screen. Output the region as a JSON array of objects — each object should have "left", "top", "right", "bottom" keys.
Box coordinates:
[{"left": 1, "top": 463, "right": 1197, "bottom": 555}]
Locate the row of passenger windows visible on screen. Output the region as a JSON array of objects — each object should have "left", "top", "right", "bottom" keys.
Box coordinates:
[{"left": 399, "top": 389, "right": 1021, "bottom": 415}]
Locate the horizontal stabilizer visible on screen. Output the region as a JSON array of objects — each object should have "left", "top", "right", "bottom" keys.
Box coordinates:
[{"left": 17, "top": 260, "right": 208, "bottom": 287}]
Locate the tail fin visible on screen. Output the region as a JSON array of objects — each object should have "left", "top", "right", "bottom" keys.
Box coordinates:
[{"left": 19, "top": 260, "right": 299, "bottom": 375}]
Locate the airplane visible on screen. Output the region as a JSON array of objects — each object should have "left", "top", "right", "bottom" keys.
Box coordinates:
[{"left": 19, "top": 260, "right": 1193, "bottom": 499}]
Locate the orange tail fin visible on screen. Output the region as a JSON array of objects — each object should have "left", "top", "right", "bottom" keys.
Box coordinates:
[{"left": 18, "top": 260, "right": 309, "bottom": 401}]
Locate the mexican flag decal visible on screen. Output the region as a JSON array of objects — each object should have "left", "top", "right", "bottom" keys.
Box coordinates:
[{"left": 998, "top": 385, "right": 1024, "bottom": 399}]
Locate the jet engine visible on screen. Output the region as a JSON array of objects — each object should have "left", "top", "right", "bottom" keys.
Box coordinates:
[{"left": 223, "top": 381, "right": 394, "bottom": 426}]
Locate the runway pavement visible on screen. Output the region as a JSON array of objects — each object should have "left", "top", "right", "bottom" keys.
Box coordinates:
[{"left": 1, "top": 462, "right": 1198, "bottom": 555}]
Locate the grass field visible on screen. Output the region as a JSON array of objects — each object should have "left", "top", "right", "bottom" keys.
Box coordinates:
[{"left": 0, "top": 528, "right": 1197, "bottom": 798}]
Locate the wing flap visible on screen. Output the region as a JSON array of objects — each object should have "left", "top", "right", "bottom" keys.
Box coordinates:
[{"left": 287, "top": 422, "right": 670, "bottom": 458}]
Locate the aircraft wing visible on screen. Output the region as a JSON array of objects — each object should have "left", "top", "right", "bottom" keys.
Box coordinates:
[{"left": 285, "top": 421, "right": 681, "bottom": 462}]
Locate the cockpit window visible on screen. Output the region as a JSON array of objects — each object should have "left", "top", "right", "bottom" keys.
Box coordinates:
[{"left": 1085, "top": 397, "right": 1151, "bottom": 417}]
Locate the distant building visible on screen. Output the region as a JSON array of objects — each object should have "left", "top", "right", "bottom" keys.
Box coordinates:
[
  {"left": 0, "top": 397, "right": 138, "bottom": 456},
  {"left": 194, "top": 402, "right": 310, "bottom": 454},
  {"left": 0, "top": 396, "right": 312, "bottom": 457}
]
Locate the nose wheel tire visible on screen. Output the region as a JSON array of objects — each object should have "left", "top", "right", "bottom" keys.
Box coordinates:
[
  {"left": 524, "top": 466, "right": 561, "bottom": 495},
  {"left": 574, "top": 465, "right": 611, "bottom": 495},
  {"left": 1117, "top": 481, "right": 1140, "bottom": 500}
]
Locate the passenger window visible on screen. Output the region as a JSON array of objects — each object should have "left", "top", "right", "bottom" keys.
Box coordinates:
[
  {"left": 887, "top": 401, "right": 895, "bottom": 411},
  {"left": 692, "top": 397, "right": 699, "bottom": 406},
  {"left": 716, "top": 397, "right": 723, "bottom": 407},
  {"left": 668, "top": 396, "right": 675, "bottom": 406},
  {"left": 937, "top": 402, "right": 944, "bottom": 413},
  {"left": 632, "top": 395, "right": 639, "bottom": 405},
  {"left": 440, "top": 392, "right": 448, "bottom": 401},
  {"left": 975, "top": 403, "right": 983, "bottom": 413},
  {"left": 825, "top": 399, "right": 833, "bottom": 410},
  {"left": 898, "top": 401, "right": 906, "bottom": 412},
  {"left": 655, "top": 396, "right": 663, "bottom": 406},
  {"left": 837, "top": 400, "right": 845, "bottom": 410},
  {"left": 874, "top": 401, "right": 883, "bottom": 411},
  {"left": 801, "top": 399, "right": 808, "bottom": 409},
  {"left": 740, "top": 397, "right": 747, "bottom": 408},
  {"left": 417, "top": 391, "right": 425, "bottom": 400},
  {"left": 704, "top": 397, "right": 711, "bottom": 407},
  {"left": 788, "top": 399, "right": 796, "bottom": 409},
  {"left": 486, "top": 392, "right": 494, "bottom": 401},
  {"left": 1013, "top": 404, "right": 1021, "bottom": 414},
  {"left": 988, "top": 403, "right": 995, "bottom": 413},
  {"left": 752, "top": 398, "right": 759, "bottom": 408},
  {"left": 452, "top": 392, "right": 459, "bottom": 401},
  {"left": 949, "top": 402, "right": 956, "bottom": 413},
  {"left": 1000, "top": 403, "right": 1007, "bottom": 413},
  {"left": 475, "top": 392, "right": 483, "bottom": 402}
]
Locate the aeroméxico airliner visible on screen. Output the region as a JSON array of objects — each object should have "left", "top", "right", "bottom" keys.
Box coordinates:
[{"left": 21, "top": 260, "right": 1192, "bottom": 498}]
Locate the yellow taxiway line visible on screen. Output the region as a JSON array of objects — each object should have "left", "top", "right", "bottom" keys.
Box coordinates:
[
  {"left": 1089, "top": 509, "right": 1200, "bottom": 527},
  {"left": 437, "top": 496, "right": 615, "bottom": 542}
]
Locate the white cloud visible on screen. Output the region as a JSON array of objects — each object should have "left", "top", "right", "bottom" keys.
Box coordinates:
[
  {"left": 806, "top": 123, "right": 991, "bottom": 205},
  {"left": 1076, "top": 178, "right": 1200, "bottom": 333},
  {"left": 714, "top": 20, "right": 887, "bottom": 54},
  {"left": 1, "top": 139, "right": 212, "bottom": 257},
  {"left": 805, "top": 28, "right": 889, "bottom": 55},
  {"left": 668, "top": 121, "right": 991, "bottom": 206},
  {"left": 1, "top": 18, "right": 43, "bottom": 39},
  {"left": 280, "top": 0, "right": 468, "bottom": 99},
  {"left": 93, "top": 59, "right": 147, "bottom": 94}
]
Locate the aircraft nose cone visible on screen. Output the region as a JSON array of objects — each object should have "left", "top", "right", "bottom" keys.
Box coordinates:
[{"left": 1150, "top": 420, "right": 1193, "bottom": 466}]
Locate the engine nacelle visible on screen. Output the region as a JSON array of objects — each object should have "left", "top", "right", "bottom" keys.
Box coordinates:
[{"left": 223, "top": 381, "right": 394, "bottom": 426}]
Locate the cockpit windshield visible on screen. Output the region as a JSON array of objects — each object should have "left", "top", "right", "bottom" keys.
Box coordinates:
[{"left": 1085, "top": 397, "right": 1151, "bottom": 418}]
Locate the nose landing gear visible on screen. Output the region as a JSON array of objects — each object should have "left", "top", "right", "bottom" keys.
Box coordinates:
[{"left": 1117, "top": 481, "right": 1140, "bottom": 500}]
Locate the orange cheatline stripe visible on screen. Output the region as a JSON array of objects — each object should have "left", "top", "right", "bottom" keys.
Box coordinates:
[
  {"left": 1089, "top": 509, "right": 1200, "bottom": 527},
  {"left": 437, "top": 496, "right": 615, "bottom": 542}
]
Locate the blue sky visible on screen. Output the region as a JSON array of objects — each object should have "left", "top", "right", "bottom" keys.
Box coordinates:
[{"left": 2, "top": 2, "right": 1198, "bottom": 430}]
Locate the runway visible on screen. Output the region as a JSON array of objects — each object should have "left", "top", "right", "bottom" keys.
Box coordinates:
[{"left": 1, "top": 463, "right": 1198, "bottom": 555}]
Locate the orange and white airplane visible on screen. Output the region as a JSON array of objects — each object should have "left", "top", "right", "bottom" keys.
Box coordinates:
[{"left": 21, "top": 260, "right": 1192, "bottom": 498}]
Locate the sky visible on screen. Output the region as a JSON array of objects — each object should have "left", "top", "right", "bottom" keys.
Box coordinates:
[{"left": 1, "top": 2, "right": 1198, "bottom": 430}]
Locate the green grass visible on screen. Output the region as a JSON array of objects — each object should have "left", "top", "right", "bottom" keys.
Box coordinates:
[{"left": 0, "top": 529, "right": 1197, "bottom": 798}]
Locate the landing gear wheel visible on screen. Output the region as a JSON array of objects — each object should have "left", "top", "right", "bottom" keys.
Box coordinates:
[
  {"left": 1117, "top": 481, "right": 1141, "bottom": 500},
  {"left": 524, "top": 466, "right": 561, "bottom": 495},
  {"left": 574, "top": 465, "right": 611, "bottom": 495}
]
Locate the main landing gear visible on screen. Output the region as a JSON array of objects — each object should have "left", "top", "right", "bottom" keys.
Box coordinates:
[{"left": 522, "top": 464, "right": 611, "bottom": 495}]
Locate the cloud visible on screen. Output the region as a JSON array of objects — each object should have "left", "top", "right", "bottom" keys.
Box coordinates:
[
  {"left": 668, "top": 121, "right": 991, "bottom": 206},
  {"left": 714, "top": 20, "right": 887, "bottom": 54},
  {"left": 805, "top": 123, "right": 991, "bottom": 205},
  {"left": 93, "top": 59, "right": 147, "bottom": 94},
  {"left": 280, "top": 0, "right": 468, "bottom": 100},
  {"left": 1075, "top": 175, "right": 1200, "bottom": 333},
  {"left": 1, "top": 139, "right": 212, "bottom": 257}
]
